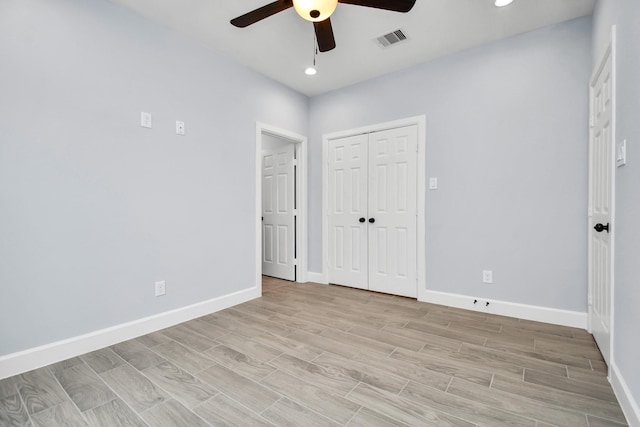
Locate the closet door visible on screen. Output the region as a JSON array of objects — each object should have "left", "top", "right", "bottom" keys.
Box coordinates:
[
  {"left": 367, "top": 125, "right": 418, "bottom": 298},
  {"left": 327, "top": 125, "right": 417, "bottom": 297},
  {"left": 327, "top": 134, "right": 368, "bottom": 289}
]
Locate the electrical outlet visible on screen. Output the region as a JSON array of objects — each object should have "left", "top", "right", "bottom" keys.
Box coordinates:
[
  {"left": 482, "top": 270, "right": 493, "bottom": 284},
  {"left": 429, "top": 177, "right": 438, "bottom": 190},
  {"left": 176, "top": 121, "right": 185, "bottom": 135},
  {"left": 155, "top": 280, "right": 166, "bottom": 296}
]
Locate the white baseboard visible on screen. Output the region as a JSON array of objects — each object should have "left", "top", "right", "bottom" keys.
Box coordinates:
[
  {"left": 307, "top": 271, "right": 328, "bottom": 284},
  {"left": 420, "top": 290, "right": 587, "bottom": 329},
  {"left": 611, "top": 362, "right": 640, "bottom": 427},
  {"left": 0, "top": 286, "right": 260, "bottom": 380}
]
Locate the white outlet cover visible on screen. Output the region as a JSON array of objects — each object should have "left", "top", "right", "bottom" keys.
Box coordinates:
[
  {"left": 176, "top": 121, "right": 185, "bottom": 135},
  {"left": 155, "top": 280, "right": 166, "bottom": 296},
  {"left": 482, "top": 270, "right": 493, "bottom": 284}
]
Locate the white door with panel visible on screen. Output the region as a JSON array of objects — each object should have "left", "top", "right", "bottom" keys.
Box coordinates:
[
  {"left": 328, "top": 125, "right": 418, "bottom": 298},
  {"left": 588, "top": 39, "right": 615, "bottom": 367},
  {"left": 262, "top": 144, "right": 295, "bottom": 281}
]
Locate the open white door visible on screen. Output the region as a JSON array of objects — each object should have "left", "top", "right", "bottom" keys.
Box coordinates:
[
  {"left": 262, "top": 144, "right": 295, "bottom": 281},
  {"left": 588, "top": 29, "right": 616, "bottom": 368}
]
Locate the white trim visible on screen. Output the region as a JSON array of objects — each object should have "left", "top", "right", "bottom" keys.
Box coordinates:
[
  {"left": 420, "top": 289, "right": 587, "bottom": 329},
  {"left": 256, "top": 123, "right": 308, "bottom": 285},
  {"left": 610, "top": 362, "right": 640, "bottom": 427},
  {"left": 0, "top": 286, "right": 259, "bottom": 380},
  {"left": 321, "top": 115, "right": 426, "bottom": 298},
  {"left": 307, "top": 271, "right": 328, "bottom": 284}
]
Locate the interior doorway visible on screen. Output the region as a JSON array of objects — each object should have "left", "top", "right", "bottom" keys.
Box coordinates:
[{"left": 255, "top": 123, "right": 308, "bottom": 294}]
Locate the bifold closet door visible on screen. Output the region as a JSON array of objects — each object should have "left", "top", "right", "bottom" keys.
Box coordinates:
[{"left": 328, "top": 125, "right": 417, "bottom": 297}]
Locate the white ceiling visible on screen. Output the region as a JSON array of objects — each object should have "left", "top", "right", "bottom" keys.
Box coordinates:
[{"left": 110, "top": 0, "right": 595, "bottom": 96}]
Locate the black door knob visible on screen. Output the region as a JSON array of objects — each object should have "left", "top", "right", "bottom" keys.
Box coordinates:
[
  {"left": 359, "top": 217, "right": 365, "bottom": 223},
  {"left": 368, "top": 218, "right": 375, "bottom": 224},
  {"left": 594, "top": 223, "right": 610, "bottom": 233}
]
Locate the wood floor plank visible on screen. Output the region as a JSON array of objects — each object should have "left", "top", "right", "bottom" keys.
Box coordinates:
[
  {"left": 178, "top": 318, "right": 228, "bottom": 341},
  {"left": 0, "top": 393, "right": 32, "bottom": 427},
  {"left": 491, "top": 375, "right": 627, "bottom": 423},
  {"left": 404, "top": 321, "right": 487, "bottom": 346},
  {"left": 268, "top": 353, "right": 358, "bottom": 396},
  {"left": 381, "top": 324, "right": 463, "bottom": 352},
  {"left": 215, "top": 332, "right": 283, "bottom": 363},
  {"left": 158, "top": 324, "right": 217, "bottom": 353},
  {"left": 81, "top": 348, "right": 126, "bottom": 374},
  {"left": 152, "top": 340, "right": 216, "bottom": 375},
  {"left": 317, "top": 328, "right": 396, "bottom": 356},
  {"left": 136, "top": 331, "right": 173, "bottom": 348},
  {"left": 0, "top": 377, "right": 17, "bottom": 400},
  {"left": 586, "top": 414, "right": 629, "bottom": 427},
  {"left": 142, "top": 361, "right": 217, "bottom": 409},
  {"left": 83, "top": 398, "right": 147, "bottom": 427},
  {"left": 346, "top": 325, "right": 424, "bottom": 351},
  {"left": 459, "top": 343, "right": 568, "bottom": 377},
  {"left": 399, "top": 380, "right": 536, "bottom": 427},
  {"left": 346, "top": 382, "right": 474, "bottom": 427},
  {"left": 523, "top": 369, "right": 617, "bottom": 403},
  {"left": 30, "top": 400, "right": 86, "bottom": 427},
  {"left": 196, "top": 364, "right": 280, "bottom": 413},
  {"left": 260, "top": 370, "right": 361, "bottom": 425},
  {"left": 193, "top": 393, "right": 275, "bottom": 427},
  {"left": 390, "top": 347, "right": 493, "bottom": 387},
  {"left": 52, "top": 363, "right": 117, "bottom": 412},
  {"left": 285, "top": 330, "right": 359, "bottom": 359},
  {"left": 447, "top": 377, "right": 589, "bottom": 427},
  {"left": 312, "top": 352, "right": 408, "bottom": 394},
  {"left": 111, "top": 339, "right": 166, "bottom": 371},
  {"left": 99, "top": 364, "right": 167, "bottom": 413},
  {"left": 141, "top": 399, "right": 210, "bottom": 427},
  {"left": 346, "top": 407, "right": 408, "bottom": 427},
  {"left": 350, "top": 351, "right": 452, "bottom": 391},
  {"left": 261, "top": 397, "right": 341, "bottom": 427},
  {"left": 204, "top": 344, "right": 277, "bottom": 381},
  {"left": 16, "top": 368, "right": 72, "bottom": 415}
]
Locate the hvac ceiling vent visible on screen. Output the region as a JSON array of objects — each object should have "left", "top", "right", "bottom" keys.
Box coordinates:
[{"left": 375, "top": 29, "right": 408, "bottom": 48}]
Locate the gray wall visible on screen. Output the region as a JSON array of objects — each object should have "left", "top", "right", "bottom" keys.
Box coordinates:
[
  {"left": 592, "top": 0, "right": 640, "bottom": 412},
  {"left": 309, "top": 17, "right": 592, "bottom": 312},
  {"left": 0, "top": 0, "right": 308, "bottom": 356}
]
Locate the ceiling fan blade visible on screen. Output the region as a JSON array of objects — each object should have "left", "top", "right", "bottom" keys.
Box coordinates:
[
  {"left": 230, "top": 0, "right": 293, "bottom": 28},
  {"left": 338, "top": 0, "right": 415, "bottom": 13},
  {"left": 314, "top": 18, "right": 336, "bottom": 52}
]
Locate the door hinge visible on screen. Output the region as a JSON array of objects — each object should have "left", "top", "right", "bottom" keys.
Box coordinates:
[
  {"left": 293, "top": 259, "right": 298, "bottom": 266},
  {"left": 293, "top": 159, "right": 298, "bottom": 166}
]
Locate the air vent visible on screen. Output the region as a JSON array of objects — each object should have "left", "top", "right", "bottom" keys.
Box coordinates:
[{"left": 375, "top": 29, "right": 407, "bottom": 48}]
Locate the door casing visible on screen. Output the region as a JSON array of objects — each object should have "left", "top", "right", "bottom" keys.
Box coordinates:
[
  {"left": 321, "top": 115, "right": 426, "bottom": 300},
  {"left": 255, "top": 123, "right": 308, "bottom": 294}
]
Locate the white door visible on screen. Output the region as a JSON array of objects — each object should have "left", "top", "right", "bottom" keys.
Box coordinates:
[
  {"left": 588, "top": 39, "right": 615, "bottom": 367},
  {"left": 368, "top": 126, "right": 418, "bottom": 297},
  {"left": 262, "top": 144, "right": 295, "bottom": 281},
  {"left": 327, "top": 134, "right": 369, "bottom": 289},
  {"left": 328, "top": 125, "right": 417, "bottom": 297}
]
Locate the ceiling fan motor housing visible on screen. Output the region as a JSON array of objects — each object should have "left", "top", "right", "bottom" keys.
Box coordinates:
[{"left": 293, "top": 0, "right": 338, "bottom": 22}]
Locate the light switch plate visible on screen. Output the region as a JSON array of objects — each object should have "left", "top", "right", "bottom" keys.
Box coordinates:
[
  {"left": 616, "top": 139, "right": 627, "bottom": 167},
  {"left": 429, "top": 177, "right": 438, "bottom": 190},
  {"left": 141, "top": 112, "right": 152, "bottom": 129}
]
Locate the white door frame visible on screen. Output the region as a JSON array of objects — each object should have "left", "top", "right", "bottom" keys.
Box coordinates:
[
  {"left": 587, "top": 26, "right": 616, "bottom": 369},
  {"left": 321, "top": 115, "right": 426, "bottom": 299},
  {"left": 255, "top": 122, "right": 308, "bottom": 294}
]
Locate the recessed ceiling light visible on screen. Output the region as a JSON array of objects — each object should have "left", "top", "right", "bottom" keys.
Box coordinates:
[
  {"left": 495, "top": 0, "right": 514, "bottom": 6},
  {"left": 305, "top": 67, "right": 317, "bottom": 76}
]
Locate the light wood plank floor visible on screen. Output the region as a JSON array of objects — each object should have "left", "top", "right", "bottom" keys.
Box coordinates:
[{"left": 0, "top": 277, "right": 628, "bottom": 426}]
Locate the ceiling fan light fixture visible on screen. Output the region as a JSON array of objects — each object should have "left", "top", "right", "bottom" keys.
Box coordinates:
[
  {"left": 293, "top": 0, "right": 338, "bottom": 22},
  {"left": 305, "top": 66, "right": 317, "bottom": 75},
  {"left": 494, "top": 0, "right": 514, "bottom": 6}
]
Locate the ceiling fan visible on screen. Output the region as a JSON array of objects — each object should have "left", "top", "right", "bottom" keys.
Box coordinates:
[{"left": 230, "top": 0, "right": 416, "bottom": 52}]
